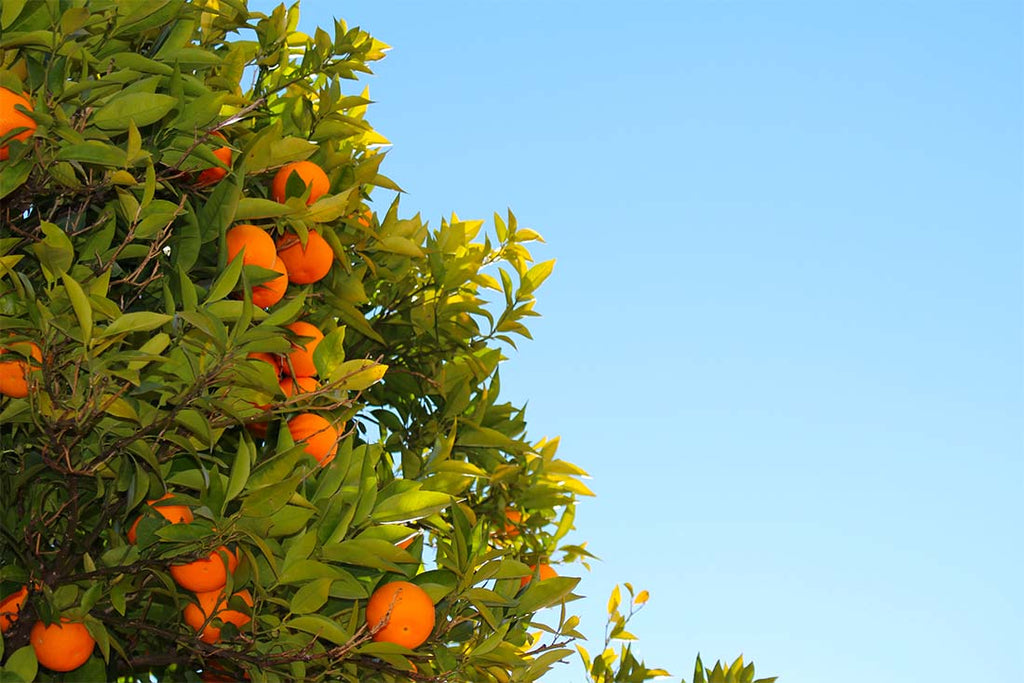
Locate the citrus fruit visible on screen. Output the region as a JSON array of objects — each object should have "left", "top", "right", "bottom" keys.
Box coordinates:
[
  {"left": 0, "top": 340, "right": 41, "bottom": 399},
  {"left": 503, "top": 509, "right": 522, "bottom": 537},
  {"left": 519, "top": 563, "right": 557, "bottom": 588},
  {"left": 30, "top": 618, "right": 95, "bottom": 672},
  {"left": 283, "top": 321, "right": 323, "bottom": 377},
  {"left": 0, "top": 585, "right": 28, "bottom": 633},
  {"left": 365, "top": 581, "right": 435, "bottom": 649},
  {"left": 127, "top": 493, "right": 194, "bottom": 544},
  {"left": 270, "top": 160, "right": 330, "bottom": 205},
  {"left": 279, "top": 375, "right": 318, "bottom": 398},
  {"left": 170, "top": 546, "right": 237, "bottom": 593},
  {"left": 275, "top": 231, "right": 334, "bottom": 284},
  {"left": 251, "top": 258, "right": 288, "bottom": 308},
  {"left": 183, "top": 589, "right": 253, "bottom": 644},
  {"left": 196, "top": 133, "right": 232, "bottom": 187},
  {"left": 0, "top": 88, "right": 36, "bottom": 161},
  {"left": 226, "top": 224, "right": 276, "bottom": 269},
  {"left": 287, "top": 413, "right": 338, "bottom": 466}
]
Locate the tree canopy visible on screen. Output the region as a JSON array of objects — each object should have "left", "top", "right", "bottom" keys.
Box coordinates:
[{"left": 0, "top": 1, "right": 776, "bottom": 682}]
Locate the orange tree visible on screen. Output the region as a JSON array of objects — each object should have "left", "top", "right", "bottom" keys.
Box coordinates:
[{"left": 0, "top": 1, "right": 776, "bottom": 682}]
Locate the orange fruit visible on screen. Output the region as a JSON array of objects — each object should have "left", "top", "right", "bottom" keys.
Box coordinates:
[
  {"left": 0, "top": 88, "right": 36, "bottom": 161},
  {"left": 275, "top": 231, "right": 334, "bottom": 284},
  {"left": 519, "top": 563, "right": 557, "bottom": 588},
  {"left": 396, "top": 534, "right": 418, "bottom": 550},
  {"left": 247, "top": 352, "right": 281, "bottom": 378},
  {"left": 0, "top": 340, "right": 40, "bottom": 399},
  {"left": 170, "top": 546, "right": 238, "bottom": 593},
  {"left": 279, "top": 375, "right": 318, "bottom": 398},
  {"left": 502, "top": 509, "right": 522, "bottom": 537},
  {"left": 195, "top": 133, "right": 232, "bottom": 187},
  {"left": 270, "top": 160, "right": 330, "bottom": 205},
  {"left": 365, "top": 581, "right": 435, "bottom": 649},
  {"left": 127, "top": 493, "right": 194, "bottom": 544},
  {"left": 287, "top": 414, "right": 338, "bottom": 466},
  {"left": 0, "top": 585, "right": 28, "bottom": 633},
  {"left": 251, "top": 258, "right": 288, "bottom": 308},
  {"left": 30, "top": 618, "right": 95, "bottom": 672},
  {"left": 283, "top": 321, "right": 323, "bottom": 377},
  {"left": 183, "top": 589, "right": 252, "bottom": 644},
  {"left": 226, "top": 224, "right": 276, "bottom": 269}
]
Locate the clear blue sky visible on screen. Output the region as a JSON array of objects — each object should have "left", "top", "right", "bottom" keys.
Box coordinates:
[{"left": 257, "top": 2, "right": 1022, "bottom": 681}]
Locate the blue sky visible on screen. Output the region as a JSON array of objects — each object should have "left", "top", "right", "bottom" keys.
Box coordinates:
[{"left": 256, "top": 2, "right": 1022, "bottom": 681}]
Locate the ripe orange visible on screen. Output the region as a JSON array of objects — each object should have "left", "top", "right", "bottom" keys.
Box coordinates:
[
  {"left": 170, "top": 546, "right": 238, "bottom": 593},
  {"left": 0, "top": 88, "right": 36, "bottom": 161},
  {"left": 247, "top": 352, "right": 281, "bottom": 378},
  {"left": 279, "top": 375, "right": 318, "bottom": 398},
  {"left": 287, "top": 413, "right": 338, "bottom": 466},
  {"left": 365, "top": 581, "right": 435, "bottom": 649},
  {"left": 226, "top": 224, "right": 276, "bottom": 269},
  {"left": 196, "top": 133, "right": 232, "bottom": 187},
  {"left": 270, "top": 160, "right": 330, "bottom": 205},
  {"left": 283, "top": 321, "right": 323, "bottom": 377},
  {"left": 183, "top": 589, "right": 253, "bottom": 644},
  {"left": 519, "top": 563, "right": 557, "bottom": 588},
  {"left": 0, "top": 585, "right": 28, "bottom": 633},
  {"left": 0, "top": 340, "right": 40, "bottom": 399},
  {"left": 30, "top": 618, "right": 95, "bottom": 672},
  {"left": 127, "top": 493, "right": 194, "bottom": 544},
  {"left": 502, "top": 509, "right": 523, "bottom": 537},
  {"left": 251, "top": 258, "right": 288, "bottom": 308},
  {"left": 275, "top": 231, "right": 334, "bottom": 284}
]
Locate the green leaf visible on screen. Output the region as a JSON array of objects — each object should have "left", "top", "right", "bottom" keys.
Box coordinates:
[
  {"left": 235, "top": 197, "right": 293, "bottom": 221},
  {"left": 328, "top": 358, "right": 387, "bottom": 391},
  {"left": 56, "top": 142, "right": 128, "bottom": 167},
  {"left": 31, "top": 222, "right": 74, "bottom": 282},
  {"left": 287, "top": 614, "right": 351, "bottom": 645},
  {"left": 371, "top": 489, "right": 452, "bottom": 524},
  {"left": 92, "top": 93, "right": 178, "bottom": 131},
  {"left": 224, "top": 437, "right": 252, "bottom": 505},
  {"left": 61, "top": 273, "right": 93, "bottom": 345},
  {"left": 0, "top": 159, "right": 31, "bottom": 201},
  {"left": 205, "top": 252, "right": 244, "bottom": 304},
  {"left": 311, "top": 326, "right": 345, "bottom": 378},
  {"left": 289, "top": 577, "right": 332, "bottom": 615},
  {"left": 1, "top": 0, "right": 28, "bottom": 30},
  {"left": 515, "top": 576, "right": 579, "bottom": 615},
  {"left": 99, "top": 312, "right": 171, "bottom": 337},
  {"left": 4, "top": 646, "right": 36, "bottom": 683}
]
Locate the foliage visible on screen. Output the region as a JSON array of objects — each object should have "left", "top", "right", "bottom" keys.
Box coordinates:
[
  {"left": 577, "top": 583, "right": 669, "bottom": 683},
  {"left": 0, "top": 1, "right": 779, "bottom": 682},
  {"left": 0, "top": 0, "right": 590, "bottom": 680},
  {"left": 688, "top": 655, "right": 778, "bottom": 683}
]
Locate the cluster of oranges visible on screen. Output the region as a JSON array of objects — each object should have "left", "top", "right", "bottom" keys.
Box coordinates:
[
  {"left": 127, "top": 495, "right": 251, "bottom": 645},
  {"left": 224, "top": 161, "right": 334, "bottom": 308},
  {"left": 246, "top": 318, "right": 339, "bottom": 466},
  {"left": 497, "top": 508, "right": 559, "bottom": 588}
]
